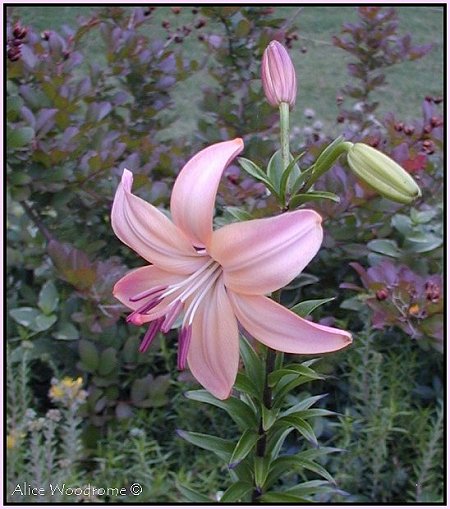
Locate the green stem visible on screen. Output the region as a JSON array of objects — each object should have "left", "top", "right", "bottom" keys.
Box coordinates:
[
  {"left": 279, "top": 102, "right": 290, "bottom": 172},
  {"left": 252, "top": 291, "right": 282, "bottom": 502}
]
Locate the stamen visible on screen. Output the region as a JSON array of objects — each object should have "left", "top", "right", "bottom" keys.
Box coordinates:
[
  {"left": 139, "top": 317, "right": 164, "bottom": 353},
  {"left": 160, "top": 299, "right": 184, "bottom": 333},
  {"left": 177, "top": 325, "right": 192, "bottom": 370},
  {"left": 130, "top": 285, "right": 166, "bottom": 302},
  {"left": 160, "top": 258, "right": 216, "bottom": 299},
  {"left": 184, "top": 270, "right": 222, "bottom": 326},
  {"left": 127, "top": 296, "right": 162, "bottom": 323},
  {"left": 176, "top": 263, "right": 221, "bottom": 303}
]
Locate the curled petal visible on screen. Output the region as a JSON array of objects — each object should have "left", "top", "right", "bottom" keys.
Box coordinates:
[
  {"left": 113, "top": 265, "right": 184, "bottom": 323},
  {"left": 170, "top": 139, "right": 244, "bottom": 248},
  {"left": 210, "top": 210, "right": 323, "bottom": 295},
  {"left": 112, "top": 169, "right": 204, "bottom": 274},
  {"left": 187, "top": 280, "right": 239, "bottom": 400},
  {"left": 229, "top": 293, "right": 352, "bottom": 354}
]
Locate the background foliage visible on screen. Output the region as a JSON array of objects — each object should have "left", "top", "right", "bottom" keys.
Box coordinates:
[{"left": 6, "top": 5, "right": 443, "bottom": 503}]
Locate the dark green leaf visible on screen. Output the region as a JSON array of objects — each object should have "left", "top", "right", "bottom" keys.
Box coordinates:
[
  {"left": 177, "top": 430, "right": 234, "bottom": 461},
  {"left": 98, "top": 347, "right": 118, "bottom": 376},
  {"left": 78, "top": 340, "right": 99, "bottom": 372},
  {"left": 262, "top": 405, "right": 278, "bottom": 431},
  {"left": 220, "top": 481, "right": 253, "bottom": 502},
  {"left": 185, "top": 390, "right": 258, "bottom": 429},
  {"left": 238, "top": 157, "right": 277, "bottom": 196},
  {"left": 259, "top": 491, "right": 311, "bottom": 502},
  {"left": 38, "top": 281, "right": 59, "bottom": 314},
  {"left": 290, "top": 191, "right": 340, "bottom": 208},
  {"left": 176, "top": 484, "right": 211, "bottom": 502},
  {"left": 367, "top": 239, "right": 401, "bottom": 257},
  {"left": 290, "top": 297, "right": 335, "bottom": 318},
  {"left": 254, "top": 456, "right": 270, "bottom": 489},
  {"left": 239, "top": 336, "right": 265, "bottom": 397},
  {"left": 52, "top": 322, "right": 79, "bottom": 341},
  {"left": 7, "top": 126, "right": 35, "bottom": 149},
  {"left": 279, "top": 415, "right": 318, "bottom": 447},
  {"left": 229, "top": 429, "right": 259, "bottom": 468}
]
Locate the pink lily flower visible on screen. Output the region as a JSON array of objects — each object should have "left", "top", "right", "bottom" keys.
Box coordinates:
[{"left": 112, "top": 139, "right": 352, "bottom": 400}]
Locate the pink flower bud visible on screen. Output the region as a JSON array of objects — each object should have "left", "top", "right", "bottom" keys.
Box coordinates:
[{"left": 261, "top": 40, "right": 297, "bottom": 108}]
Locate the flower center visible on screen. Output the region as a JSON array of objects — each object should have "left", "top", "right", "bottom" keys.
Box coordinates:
[{"left": 128, "top": 258, "right": 222, "bottom": 369}]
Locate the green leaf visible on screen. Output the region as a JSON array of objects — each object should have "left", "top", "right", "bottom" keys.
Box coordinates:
[
  {"left": 259, "top": 491, "right": 311, "bottom": 502},
  {"left": 367, "top": 239, "right": 401, "bottom": 258},
  {"left": 9, "top": 307, "right": 41, "bottom": 328},
  {"left": 275, "top": 455, "right": 336, "bottom": 484},
  {"left": 286, "top": 479, "right": 343, "bottom": 497},
  {"left": 34, "top": 314, "right": 57, "bottom": 332},
  {"left": 254, "top": 456, "right": 270, "bottom": 489},
  {"left": 290, "top": 191, "right": 340, "bottom": 208},
  {"left": 176, "top": 430, "right": 234, "bottom": 461},
  {"left": 280, "top": 394, "right": 328, "bottom": 417},
  {"left": 224, "top": 206, "right": 253, "bottom": 222},
  {"left": 238, "top": 157, "right": 278, "bottom": 196},
  {"left": 262, "top": 405, "right": 278, "bottom": 431},
  {"left": 269, "top": 364, "right": 324, "bottom": 387},
  {"left": 98, "top": 347, "right": 118, "bottom": 376},
  {"left": 267, "top": 149, "right": 284, "bottom": 193},
  {"left": 267, "top": 426, "right": 294, "bottom": 460},
  {"left": 176, "top": 484, "right": 211, "bottom": 503},
  {"left": 52, "top": 322, "right": 79, "bottom": 340},
  {"left": 220, "top": 481, "right": 253, "bottom": 502},
  {"left": 290, "top": 165, "right": 315, "bottom": 195},
  {"left": 185, "top": 390, "right": 258, "bottom": 429},
  {"left": 9, "top": 307, "right": 57, "bottom": 333},
  {"left": 38, "top": 281, "right": 59, "bottom": 314},
  {"left": 234, "top": 373, "right": 261, "bottom": 400},
  {"left": 78, "top": 340, "right": 99, "bottom": 372},
  {"left": 290, "top": 297, "right": 335, "bottom": 318},
  {"left": 7, "top": 126, "right": 35, "bottom": 149},
  {"left": 229, "top": 429, "right": 259, "bottom": 468},
  {"left": 314, "top": 136, "right": 345, "bottom": 170},
  {"left": 279, "top": 152, "right": 304, "bottom": 201},
  {"left": 279, "top": 415, "right": 318, "bottom": 447},
  {"left": 239, "top": 336, "right": 265, "bottom": 397}
]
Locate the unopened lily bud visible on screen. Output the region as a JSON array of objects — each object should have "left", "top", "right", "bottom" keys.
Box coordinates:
[
  {"left": 261, "top": 40, "right": 297, "bottom": 109},
  {"left": 346, "top": 143, "right": 422, "bottom": 204}
]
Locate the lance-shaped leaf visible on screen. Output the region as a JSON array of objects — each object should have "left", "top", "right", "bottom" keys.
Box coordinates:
[
  {"left": 238, "top": 157, "right": 278, "bottom": 197},
  {"left": 267, "top": 425, "right": 295, "bottom": 460},
  {"left": 176, "top": 430, "right": 234, "bottom": 461},
  {"left": 260, "top": 491, "right": 311, "bottom": 502},
  {"left": 279, "top": 415, "right": 318, "bottom": 447},
  {"left": 234, "top": 373, "right": 261, "bottom": 401},
  {"left": 228, "top": 429, "right": 259, "bottom": 468},
  {"left": 262, "top": 405, "right": 279, "bottom": 431},
  {"left": 176, "top": 483, "right": 211, "bottom": 503},
  {"left": 239, "top": 336, "right": 265, "bottom": 397},
  {"left": 185, "top": 390, "right": 258, "bottom": 429},
  {"left": 280, "top": 394, "right": 328, "bottom": 417},
  {"left": 254, "top": 456, "right": 270, "bottom": 490},
  {"left": 269, "top": 455, "right": 336, "bottom": 485},
  {"left": 279, "top": 152, "right": 304, "bottom": 202},
  {"left": 290, "top": 297, "right": 335, "bottom": 318},
  {"left": 289, "top": 191, "right": 340, "bottom": 209},
  {"left": 220, "top": 481, "right": 253, "bottom": 503}
]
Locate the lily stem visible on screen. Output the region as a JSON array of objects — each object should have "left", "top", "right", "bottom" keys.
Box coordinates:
[
  {"left": 279, "top": 102, "right": 290, "bottom": 173},
  {"left": 252, "top": 290, "right": 282, "bottom": 502}
]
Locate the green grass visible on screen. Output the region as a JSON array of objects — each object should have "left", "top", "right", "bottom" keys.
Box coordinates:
[{"left": 10, "top": 5, "right": 444, "bottom": 137}]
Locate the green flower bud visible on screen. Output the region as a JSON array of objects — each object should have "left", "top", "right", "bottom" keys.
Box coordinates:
[{"left": 346, "top": 143, "right": 422, "bottom": 204}]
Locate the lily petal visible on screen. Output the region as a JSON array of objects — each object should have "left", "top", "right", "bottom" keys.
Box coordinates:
[
  {"left": 112, "top": 169, "right": 204, "bottom": 274},
  {"left": 170, "top": 139, "right": 244, "bottom": 248},
  {"left": 210, "top": 210, "right": 323, "bottom": 295},
  {"left": 187, "top": 279, "right": 239, "bottom": 400},
  {"left": 229, "top": 293, "right": 352, "bottom": 354},
  {"left": 113, "top": 265, "right": 184, "bottom": 323}
]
